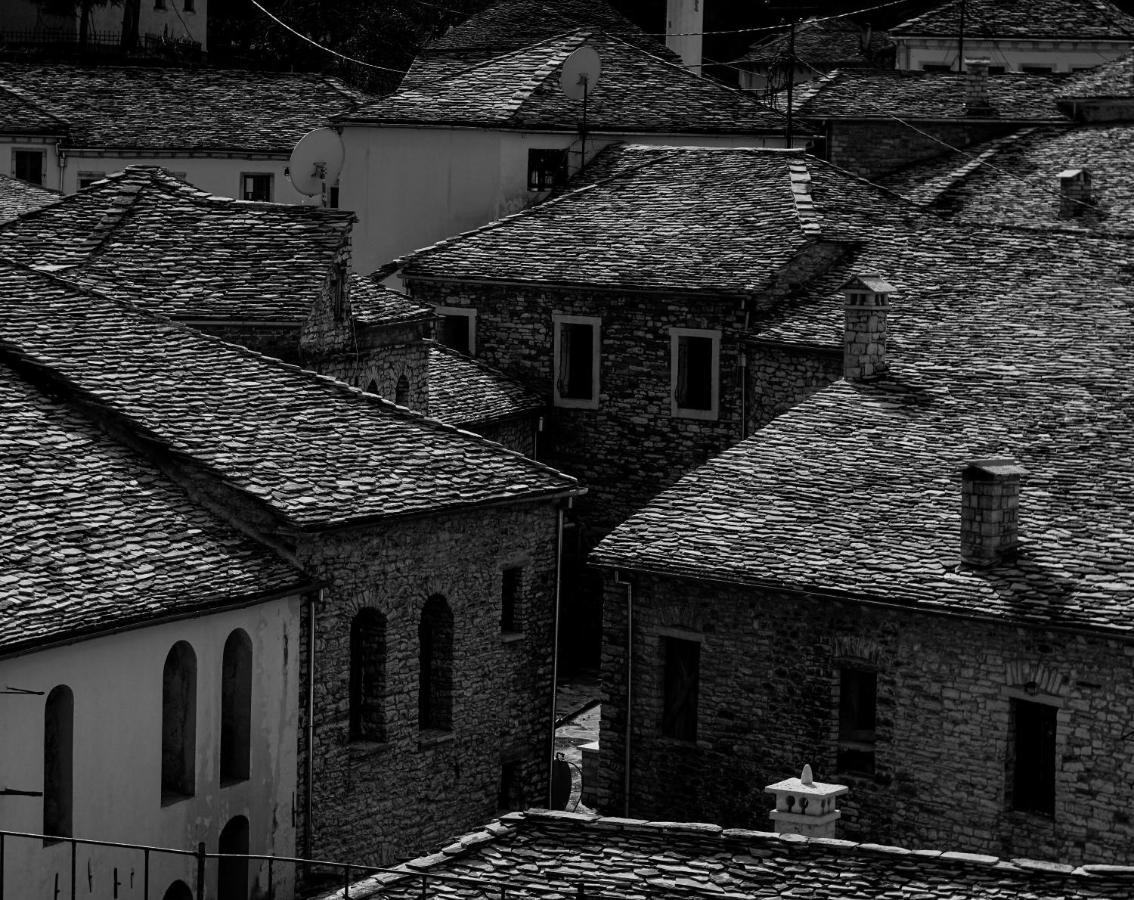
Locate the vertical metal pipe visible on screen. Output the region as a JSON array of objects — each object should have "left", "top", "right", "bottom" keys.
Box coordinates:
[
  {"left": 621, "top": 573, "right": 633, "bottom": 818},
  {"left": 195, "top": 842, "right": 206, "bottom": 900},
  {"left": 548, "top": 506, "right": 565, "bottom": 807},
  {"left": 143, "top": 849, "right": 149, "bottom": 900},
  {"left": 304, "top": 589, "right": 322, "bottom": 870},
  {"left": 0, "top": 831, "right": 5, "bottom": 900},
  {"left": 69, "top": 839, "right": 76, "bottom": 900},
  {"left": 342, "top": 864, "right": 350, "bottom": 899}
]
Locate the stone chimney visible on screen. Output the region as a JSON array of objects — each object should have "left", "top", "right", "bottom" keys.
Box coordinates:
[
  {"left": 766, "top": 764, "right": 848, "bottom": 838},
  {"left": 964, "top": 58, "right": 995, "bottom": 117},
  {"left": 960, "top": 457, "right": 1027, "bottom": 567},
  {"left": 666, "top": 0, "right": 703, "bottom": 76},
  {"left": 842, "top": 274, "right": 894, "bottom": 382},
  {"left": 1058, "top": 168, "right": 1093, "bottom": 218}
]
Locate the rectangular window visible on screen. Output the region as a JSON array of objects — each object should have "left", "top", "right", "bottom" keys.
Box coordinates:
[
  {"left": 154, "top": 0, "right": 165, "bottom": 7},
  {"left": 553, "top": 315, "right": 600, "bottom": 408},
  {"left": 837, "top": 667, "right": 877, "bottom": 775},
  {"left": 329, "top": 180, "right": 340, "bottom": 209},
  {"left": 1010, "top": 699, "right": 1056, "bottom": 816},
  {"left": 987, "top": 65, "right": 1006, "bottom": 74},
  {"left": 184, "top": 0, "right": 195, "bottom": 10},
  {"left": 13, "top": 150, "right": 45, "bottom": 185},
  {"left": 436, "top": 307, "right": 476, "bottom": 355},
  {"left": 78, "top": 172, "right": 103, "bottom": 190},
  {"left": 528, "top": 148, "right": 568, "bottom": 191},
  {"left": 240, "top": 172, "right": 273, "bottom": 202},
  {"left": 501, "top": 567, "right": 522, "bottom": 633},
  {"left": 661, "top": 637, "right": 700, "bottom": 742},
  {"left": 921, "top": 63, "right": 952, "bottom": 73},
  {"left": 670, "top": 328, "right": 720, "bottom": 419}
]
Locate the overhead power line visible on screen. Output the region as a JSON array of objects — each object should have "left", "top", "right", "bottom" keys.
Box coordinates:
[
  {"left": 249, "top": 0, "right": 409, "bottom": 73},
  {"left": 647, "top": 0, "right": 917, "bottom": 38}
]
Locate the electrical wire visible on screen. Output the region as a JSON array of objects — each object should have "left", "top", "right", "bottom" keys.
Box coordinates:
[{"left": 643, "top": 0, "right": 920, "bottom": 38}]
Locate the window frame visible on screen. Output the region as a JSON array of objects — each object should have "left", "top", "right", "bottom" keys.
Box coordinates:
[
  {"left": 527, "top": 148, "right": 569, "bottom": 191},
  {"left": 660, "top": 634, "right": 701, "bottom": 743},
  {"left": 436, "top": 306, "right": 476, "bottom": 356},
  {"left": 12, "top": 148, "right": 46, "bottom": 186},
  {"left": 553, "top": 314, "right": 601, "bottom": 409},
  {"left": 239, "top": 172, "right": 273, "bottom": 202},
  {"left": 670, "top": 327, "right": 721, "bottom": 420}
]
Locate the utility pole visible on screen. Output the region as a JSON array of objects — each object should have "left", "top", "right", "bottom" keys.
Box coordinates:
[
  {"left": 768, "top": 4, "right": 824, "bottom": 148},
  {"left": 957, "top": 0, "right": 966, "bottom": 71}
]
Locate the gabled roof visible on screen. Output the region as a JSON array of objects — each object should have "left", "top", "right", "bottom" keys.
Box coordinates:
[
  {"left": 0, "top": 261, "right": 579, "bottom": 532},
  {"left": 0, "top": 363, "right": 310, "bottom": 658},
  {"left": 890, "top": 0, "right": 1134, "bottom": 40},
  {"left": 349, "top": 274, "right": 434, "bottom": 327},
  {"left": 0, "top": 167, "right": 354, "bottom": 322},
  {"left": 878, "top": 124, "right": 1134, "bottom": 233},
  {"left": 426, "top": 342, "right": 544, "bottom": 427},
  {"left": 788, "top": 69, "right": 1067, "bottom": 120},
  {"left": 594, "top": 226, "right": 1134, "bottom": 636},
  {"left": 737, "top": 16, "right": 893, "bottom": 70},
  {"left": 342, "top": 29, "right": 785, "bottom": 134},
  {"left": 0, "top": 173, "right": 58, "bottom": 223},
  {"left": 398, "top": 145, "right": 922, "bottom": 294},
  {"left": 325, "top": 809, "right": 1134, "bottom": 900},
  {"left": 0, "top": 63, "right": 372, "bottom": 152},
  {"left": 403, "top": 0, "right": 672, "bottom": 87},
  {"left": 1059, "top": 49, "right": 1134, "bottom": 98}
]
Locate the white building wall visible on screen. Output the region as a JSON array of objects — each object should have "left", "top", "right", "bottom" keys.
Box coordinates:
[
  {"left": 0, "top": 595, "right": 300, "bottom": 900},
  {"left": 896, "top": 37, "right": 1134, "bottom": 73},
  {"left": 87, "top": 0, "right": 208, "bottom": 50}
]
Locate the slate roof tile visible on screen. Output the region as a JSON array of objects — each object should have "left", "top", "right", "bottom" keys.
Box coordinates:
[
  {"left": 890, "top": 0, "right": 1134, "bottom": 40},
  {"left": 426, "top": 342, "right": 544, "bottom": 426},
  {"left": 1058, "top": 49, "right": 1134, "bottom": 98},
  {"left": 736, "top": 17, "right": 893, "bottom": 69},
  {"left": 345, "top": 29, "right": 785, "bottom": 133},
  {"left": 0, "top": 364, "right": 310, "bottom": 656},
  {"left": 0, "top": 173, "right": 58, "bottom": 223},
  {"left": 0, "top": 166, "right": 353, "bottom": 322},
  {"left": 323, "top": 811, "right": 1134, "bottom": 900},
  {"left": 0, "top": 63, "right": 373, "bottom": 151},
  {"left": 0, "top": 261, "right": 579, "bottom": 531},
  {"left": 594, "top": 226, "right": 1134, "bottom": 635},
  {"left": 350, "top": 274, "right": 435, "bottom": 327}
]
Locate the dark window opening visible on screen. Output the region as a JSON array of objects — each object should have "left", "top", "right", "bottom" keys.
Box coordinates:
[
  {"left": 220, "top": 630, "right": 252, "bottom": 784},
  {"left": 154, "top": 0, "right": 166, "bottom": 8},
  {"left": 350, "top": 609, "right": 387, "bottom": 742},
  {"left": 43, "top": 685, "right": 74, "bottom": 843},
  {"left": 438, "top": 314, "right": 472, "bottom": 355},
  {"left": 14, "top": 150, "right": 45, "bottom": 185},
  {"left": 837, "top": 667, "right": 877, "bottom": 775},
  {"left": 218, "top": 815, "right": 249, "bottom": 900},
  {"left": 557, "top": 321, "right": 596, "bottom": 401},
  {"left": 528, "top": 149, "right": 568, "bottom": 191},
  {"left": 162, "top": 882, "right": 192, "bottom": 900},
  {"left": 183, "top": 0, "right": 195, "bottom": 12},
  {"left": 988, "top": 65, "right": 1006, "bottom": 74},
  {"left": 78, "top": 172, "right": 103, "bottom": 190},
  {"left": 329, "top": 182, "right": 340, "bottom": 208},
  {"left": 365, "top": 380, "right": 379, "bottom": 394},
  {"left": 675, "top": 334, "right": 714, "bottom": 411},
  {"left": 419, "top": 595, "right": 453, "bottom": 732},
  {"left": 1021, "top": 64, "right": 1053, "bottom": 74},
  {"left": 1009, "top": 699, "right": 1056, "bottom": 816},
  {"left": 501, "top": 567, "right": 522, "bottom": 633},
  {"left": 661, "top": 637, "right": 699, "bottom": 742},
  {"left": 241, "top": 173, "right": 272, "bottom": 202},
  {"left": 498, "top": 759, "right": 525, "bottom": 811},
  {"left": 395, "top": 374, "right": 410, "bottom": 406},
  {"left": 921, "top": 63, "right": 952, "bottom": 72},
  {"left": 161, "top": 641, "right": 196, "bottom": 804}
]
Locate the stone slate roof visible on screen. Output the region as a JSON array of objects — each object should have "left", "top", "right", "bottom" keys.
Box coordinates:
[
  {"left": 0, "top": 63, "right": 371, "bottom": 152},
  {"left": 350, "top": 274, "right": 434, "bottom": 327},
  {"left": 0, "top": 167, "right": 354, "bottom": 322},
  {"left": 343, "top": 29, "right": 785, "bottom": 134},
  {"left": 737, "top": 17, "right": 893, "bottom": 69},
  {"left": 426, "top": 342, "right": 544, "bottom": 427},
  {"left": 788, "top": 69, "right": 1067, "bottom": 120},
  {"left": 0, "top": 173, "right": 58, "bottom": 223},
  {"left": 322, "top": 810, "right": 1134, "bottom": 900},
  {"left": 0, "top": 363, "right": 310, "bottom": 658},
  {"left": 890, "top": 0, "right": 1134, "bottom": 40},
  {"left": 594, "top": 226, "right": 1134, "bottom": 636},
  {"left": 0, "top": 261, "right": 579, "bottom": 531},
  {"left": 878, "top": 124, "right": 1134, "bottom": 232},
  {"left": 398, "top": 145, "right": 917, "bottom": 294},
  {"left": 0, "top": 79, "right": 67, "bottom": 135},
  {"left": 403, "top": 0, "right": 673, "bottom": 87},
  {"left": 1059, "top": 50, "right": 1134, "bottom": 98}
]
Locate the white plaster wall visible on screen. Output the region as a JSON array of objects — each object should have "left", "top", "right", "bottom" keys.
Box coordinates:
[
  {"left": 0, "top": 137, "right": 63, "bottom": 190},
  {"left": 896, "top": 38, "right": 1134, "bottom": 73},
  {"left": 340, "top": 126, "right": 794, "bottom": 275},
  {"left": 0, "top": 596, "right": 300, "bottom": 899}
]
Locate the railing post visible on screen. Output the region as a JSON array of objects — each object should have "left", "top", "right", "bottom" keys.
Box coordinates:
[
  {"left": 70, "top": 838, "right": 76, "bottom": 900},
  {"left": 143, "top": 848, "right": 149, "bottom": 900},
  {"left": 342, "top": 864, "right": 350, "bottom": 899},
  {"left": 420, "top": 874, "right": 428, "bottom": 900},
  {"left": 0, "top": 831, "right": 5, "bottom": 900},
  {"left": 195, "top": 841, "right": 206, "bottom": 900},
  {"left": 267, "top": 857, "right": 274, "bottom": 900}
]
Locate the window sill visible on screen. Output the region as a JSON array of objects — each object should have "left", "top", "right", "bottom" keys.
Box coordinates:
[
  {"left": 1005, "top": 807, "right": 1056, "bottom": 823},
  {"left": 671, "top": 406, "right": 719, "bottom": 421},
  {"left": 418, "top": 729, "right": 455, "bottom": 749},
  {"left": 501, "top": 632, "right": 525, "bottom": 644},
  {"left": 349, "top": 740, "right": 391, "bottom": 759},
  {"left": 554, "top": 398, "right": 600, "bottom": 410},
  {"left": 220, "top": 775, "right": 250, "bottom": 789},
  {"left": 160, "top": 791, "right": 193, "bottom": 808},
  {"left": 656, "top": 735, "right": 704, "bottom": 749}
]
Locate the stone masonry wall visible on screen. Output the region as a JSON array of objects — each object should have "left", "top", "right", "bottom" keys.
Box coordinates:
[
  {"left": 192, "top": 322, "right": 303, "bottom": 363},
  {"left": 297, "top": 501, "right": 561, "bottom": 866},
  {"left": 597, "top": 571, "right": 1134, "bottom": 864},
  {"left": 468, "top": 415, "right": 538, "bottom": 458},
  {"left": 826, "top": 120, "right": 1022, "bottom": 180},
  {"left": 307, "top": 338, "right": 430, "bottom": 414},
  {"left": 747, "top": 342, "right": 843, "bottom": 431}
]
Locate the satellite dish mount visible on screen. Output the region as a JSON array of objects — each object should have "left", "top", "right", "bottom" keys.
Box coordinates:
[
  {"left": 559, "top": 45, "right": 602, "bottom": 173},
  {"left": 287, "top": 127, "right": 346, "bottom": 207}
]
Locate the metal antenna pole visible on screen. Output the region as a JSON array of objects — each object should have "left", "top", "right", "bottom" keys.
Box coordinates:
[
  {"left": 786, "top": 18, "right": 796, "bottom": 146},
  {"left": 958, "top": 0, "right": 966, "bottom": 71},
  {"left": 581, "top": 76, "right": 588, "bottom": 168}
]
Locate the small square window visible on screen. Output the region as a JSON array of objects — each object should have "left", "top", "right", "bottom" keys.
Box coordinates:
[
  {"left": 184, "top": 0, "right": 195, "bottom": 10},
  {"left": 1009, "top": 699, "right": 1056, "bottom": 816},
  {"left": 501, "top": 567, "right": 522, "bottom": 633},
  {"left": 528, "top": 149, "right": 568, "bottom": 191},
  {"left": 13, "top": 150, "right": 45, "bottom": 186},
  {"left": 240, "top": 172, "right": 273, "bottom": 202},
  {"left": 837, "top": 666, "right": 877, "bottom": 775},
  {"left": 436, "top": 307, "right": 476, "bottom": 355},
  {"left": 662, "top": 637, "right": 699, "bottom": 742},
  {"left": 921, "top": 63, "right": 952, "bottom": 73},
  {"left": 553, "top": 315, "right": 600, "bottom": 409},
  {"left": 671, "top": 328, "right": 720, "bottom": 419},
  {"left": 154, "top": 0, "right": 166, "bottom": 8}
]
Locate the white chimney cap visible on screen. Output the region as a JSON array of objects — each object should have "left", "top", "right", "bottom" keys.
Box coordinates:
[{"left": 840, "top": 274, "right": 896, "bottom": 294}]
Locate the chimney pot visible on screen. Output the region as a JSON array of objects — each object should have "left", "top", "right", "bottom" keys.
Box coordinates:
[
  {"left": 964, "top": 57, "right": 995, "bottom": 117},
  {"left": 1058, "top": 168, "right": 1093, "bottom": 219},
  {"left": 842, "top": 274, "right": 895, "bottom": 382},
  {"left": 766, "top": 764, "right": 848, "bottom": 839},
  {"left": 960, "top": 457, "right": 1027, "bottom": 567}
]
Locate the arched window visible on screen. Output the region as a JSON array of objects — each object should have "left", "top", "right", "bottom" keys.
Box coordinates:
[
  {"left": 218, "top": 815, "right": 249, "bottom": 900},
  {"left": 161, "top": 641, "right": 197, "bottom": 803},
  {"left": 365, "top": 380, "right": 379, "bottom": 394},
  {"left": 419, "top": 596, "right": 453, "bottom": 732},
  {"left": 221, "top": 630, "right": 253, "bottom": 784},
  {"left": 162, "top": 881, "right": 193, "bottom": 900},
  {"left": 350, "top": 609, "right": 387, "bottom": 742},
  {"left": 43, "top": 685, "right": 73, "bottom": 843},
  {"left": 395, "top": 374, "right": 410, "bottom": 406}
]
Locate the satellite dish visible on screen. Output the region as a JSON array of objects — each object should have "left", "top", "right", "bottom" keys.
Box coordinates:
[
  {"left": 287, "top": 127, "right": 345, "bottom": 200},
  {"left": 560, "top": 45, "right": 601, "bottom": 100}
]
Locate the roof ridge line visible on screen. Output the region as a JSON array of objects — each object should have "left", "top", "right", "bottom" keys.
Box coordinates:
[{"left": 0, "top": 76, "right": 71, "bottom": 129}]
